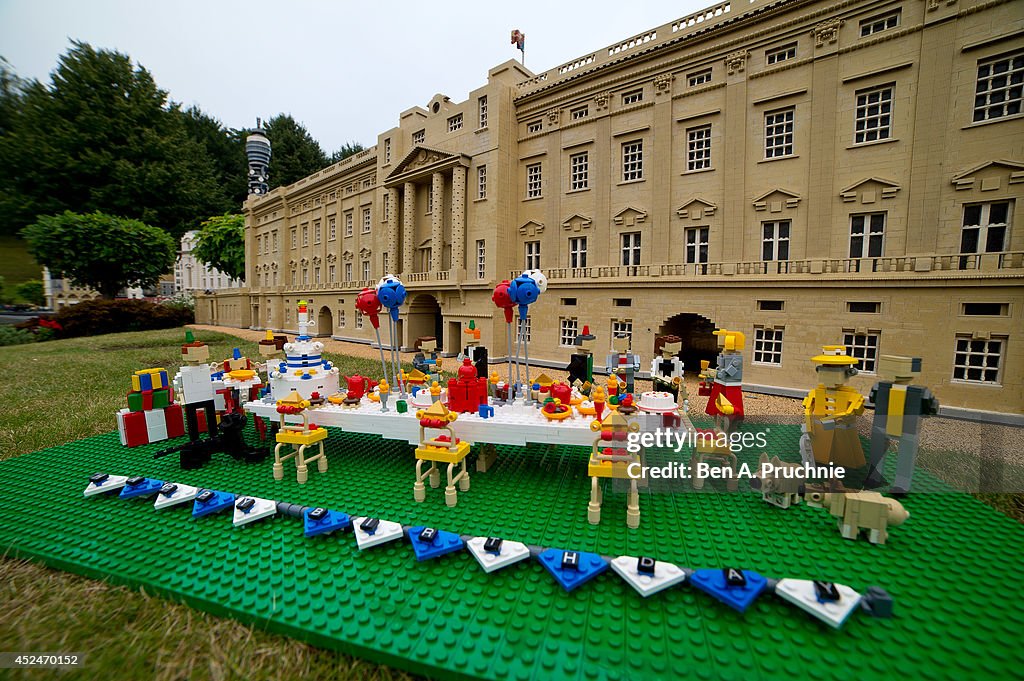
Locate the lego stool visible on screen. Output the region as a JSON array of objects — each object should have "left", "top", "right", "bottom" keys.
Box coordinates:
[
  {"left": 413, "top": 402, "right": 471, "bottom": 507},
  {"left": 273, "top": 390, "right": 330, "bottom": 484},
  {"left": 587, "top": 412, "right": 641, "bottom": 528}
]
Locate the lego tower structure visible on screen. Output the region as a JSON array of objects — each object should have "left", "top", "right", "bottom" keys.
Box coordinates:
[{"left": 246, "top": 120, "right": 272, "bottom": 196}]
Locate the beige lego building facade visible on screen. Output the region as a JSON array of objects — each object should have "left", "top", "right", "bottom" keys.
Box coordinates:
[{"left": 197, "top": 0, "right": 1024, "bottom": 420}]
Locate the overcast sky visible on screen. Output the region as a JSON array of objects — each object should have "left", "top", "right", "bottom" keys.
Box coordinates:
[{"left": 0, "top": 0, "right": 709, "bottom": 153}]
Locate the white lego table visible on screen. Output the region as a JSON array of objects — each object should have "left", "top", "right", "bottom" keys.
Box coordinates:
[{"left": 244, "top": 396, "right": 606, "bottom": 448}]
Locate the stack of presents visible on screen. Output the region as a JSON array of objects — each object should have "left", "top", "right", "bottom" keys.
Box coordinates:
[{"left": 116, "top": 368, "right": 186, "bottom": 447}]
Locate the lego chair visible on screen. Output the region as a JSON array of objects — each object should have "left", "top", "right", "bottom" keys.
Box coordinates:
[
  {"left": 273, "top": 392, "right": 329, "bottom": 484},
  {"left": 413, "top": 402, "right": 471, "bottom": 507},
  {"left": 587, "top": 413, "right": 641, "bottom": 528},
  {"left": 689, "top": 429, "right": 738, "bottom": 492}
]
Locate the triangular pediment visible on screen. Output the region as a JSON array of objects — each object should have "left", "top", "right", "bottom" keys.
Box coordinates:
[
  {"left": 676, "top": 197, "right": 718, "bottom": 220},
  {"left": 561, "top": 214, "right": 592, "bottom": 232},
  {"left": 752, "top": 188, "right": 801, "bottom": 212},
  {"left": 839, "top": 177, "right": 901, "bottom": 203},
  {"left": 385, "top": 145, "right": 469, "bottom": 183},
  {"left": 359, "top": 247, "right": 372, "bottom": 259},
  {"left": 951, "top": 159, "right": 1024, "bottom": 191},
  {"left": 417, "top": 237, "right": 433, "bottom": 249},
  {"left": 519, "top": 220, "right": 544, "bottom": 237},
  {"left": 612, "top": 206, "right": 648, "bottom": 227}
]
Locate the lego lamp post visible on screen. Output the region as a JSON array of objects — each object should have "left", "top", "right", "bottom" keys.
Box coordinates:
[
  {"left": 356, "top": 287, "right": 390, "bottom": 390},
  {"left": 376, "top": 275, "right": 407, "bottom": 397},
  {"left": 507, "top": 269, "right": 547, "bottom": 404}
]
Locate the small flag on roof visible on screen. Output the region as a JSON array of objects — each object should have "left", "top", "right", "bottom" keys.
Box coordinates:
[{"left": 511, "top": 29, "right": 525, "bottom": 52}]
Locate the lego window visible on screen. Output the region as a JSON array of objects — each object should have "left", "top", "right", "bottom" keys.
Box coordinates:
[
  {"left": 962, "top": 302, "right": 1009, "bottom": 316},
  {"left": 526, "top": 163, "right": 543, "bottom": 198},
  {"left": 302, "top": 226, "right": 308, "bottom": 246},
  {"left": 621, "top": 232, "right": 641, "bottom": 266},
  {"left": 384, "top": 138, "right": 391, "bottom": 164},
  {"left": 952, "top": 335, "right": 1004, "bottom": 384},
  {"left": 314, "top": 267, "right": 321, "bottom": 284},
  {"left": 764, "top": 108, "right": 794, "bottom": 158},
  {"left": 560, "top": 318, "right": 579, "bottom": 346},
  {"left": 687, "top": 69, "right": 712, "bottom": 86},
  {"left": 345, "top": 212, "right": 353, "bottom": 237},
  {"left": 686, "top": 125, "right": 712, "bottom": 171},
  {"left": 290, "top": 228, "right": 297, "bottom": 249},
  {"left": 328, "top": 218, "right": 336, "bottom": 241},
  {"left": 570, "top": 152, "right": 589, "bottom": 191},
  {"left": 973, "top": 52, "right": 1024, "bottom": 122},
  {"left": 448, "top": 113, "right": 463, "bottom": 132},
  {"left": 571, "top": 105, "right": 589, "bottom": 120},
  {"left": 753, "top": 327, "right": 784, "bottom": 366},
  {"left": 961, "top": 202, "right": 1011, "bottom": 257},
  {"left": 362, "top": 261, "right": 370, "bottom": 280},
  {"left": 362, "top": 208, "right": 371, "bottom": 233},
  {"left": 761, "top": 221, "right": 791, "bottom": 261},
  {"left": 569, "top": 237, "right": 588, "bottom": 268},
  {"left": 383, "top": 195, "right": 390, "bottom": 222},
  {"left": 356, "top": 311, "right": 364, "bottom": 329},
  {"left": 412, "top": 129, "right": 425, "bottom": 145},
  {"left": 859, "top": 10, "right": 900, "bottom": 37},
  {"left": 621, "top": 89, "right": 643, "bottom": 105},
  {"left": 843, "top": 331, "right": 880, "bottom": 373},
  {"left": 328, "top": 265, "right": 335, "bottom": 282},
  {"left": 517, "top": 316, "right": 531, "bottom": 342},
  {"left": 477, "top": 165, "right": 487, "bottom": 199},
  {"left": 525, "top": 241, "right": 541, "bottom": 270},
  {"left": 314, "top": 221, "right": 321, "bottom": 244},
  {"left": 344, "top": 263, "right": 352, "bottom": 281},
  {"left": 478, "top": 96, "right": 488, "bottom": 128},
  {"left": 527, "top": 120, "right": 543, "bottom": 134},
  {"left": 849, "top": 213, "right": 885, "bottom": 258},
  {"left": 685, "top": 227, "right": 709, "bottom": 264},
  {"left": 622, "top": 140, "right": 643, "bottom": 182},
  {"left": 757, "top": 300, "right": 784, "bottom": 311},
  {"left": 339, "top": 309, "right": 346, "bottom": 327},
  {"left": 476, "top": 240, "right": 486, "bottom": 279},
  {"left": 765, "top": 42, "right": 797, "bottom": 65},
  {"left": 612, "top": 320, "right": 633, "bottom": 344},
  {"left": 427, "top": 186, "right": 434, "bottom": 214},
  {"left": 854, "top": 85, "right": 893, "bottom": 144}
]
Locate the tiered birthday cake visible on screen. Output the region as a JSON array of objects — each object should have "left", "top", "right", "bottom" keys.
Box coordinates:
[{"left": 269, "top": 300, "right": 340, "bottom": 401}]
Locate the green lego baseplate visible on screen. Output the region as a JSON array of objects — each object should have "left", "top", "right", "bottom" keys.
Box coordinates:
[{"left": 1, "top": 420, "right": 1022, "bottom": 680}]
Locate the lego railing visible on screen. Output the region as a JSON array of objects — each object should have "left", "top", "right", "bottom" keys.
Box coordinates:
[
  {"left": 508, "top": 252, "right": 1024, "bottom": 282},
  {"left": 516, "top": 0, "right": 744, "bottom": 95}
]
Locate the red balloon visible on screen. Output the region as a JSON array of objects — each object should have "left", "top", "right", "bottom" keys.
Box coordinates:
[
  {"left": 356, "top": 288, "right": 382, "bottom": 329},
  {"left": 492, "top": 280, "right": 514, "bottom": 324}
]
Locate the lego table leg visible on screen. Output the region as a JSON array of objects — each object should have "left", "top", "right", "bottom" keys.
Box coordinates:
[
  {"left": 726, "top": 453, "right": 739, "bottom": 492},
  {"left": 317, "top": 443, "right": 328, "bottom": 473},
  {"left": 626, "top": 479, "right": 640, "bottom": 529},
  {"left": 458, "top": 459, "right": 470, "bottom": 492},
  {"left": 690, "top": 454, "right": 705, "bottom": 490},
  {"left": 445, "top": 463, "right": 459, "bottom": 507},
  {"left": 273, "top": 443, "right": 285, "bottom": 481},
  {"left": 414, "top": 459, "right": 428, "bottom": 502},
  {"left": 296, "top": 444, "right": 309, "bottom": 484},
  {"left": 588, "top": 477, "right": 602, "bottom": 524},
  {"left": 476, "top": 443, "right": 498, "bottom": 473},
  {"left": 429, "top": 463, "right": 440, "bottom": 488}
]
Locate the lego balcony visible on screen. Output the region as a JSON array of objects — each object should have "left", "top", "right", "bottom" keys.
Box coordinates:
[{"left": 509, "top": 251, "right": 1024, "bottom": 283}]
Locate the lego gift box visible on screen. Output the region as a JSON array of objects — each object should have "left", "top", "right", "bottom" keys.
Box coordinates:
[
  {"left": 131, "top": 368, "right": 169, "bottom": 392},
  {"left": 126, "top": 387, "right": 174, "bottom": 412},
  {"left": 117, "top": 403, "right": 186, "bottom": 447}
]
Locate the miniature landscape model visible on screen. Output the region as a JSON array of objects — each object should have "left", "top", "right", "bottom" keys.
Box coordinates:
[{"left": 1, "top": 0, "right": 1022, "bottom": 678}]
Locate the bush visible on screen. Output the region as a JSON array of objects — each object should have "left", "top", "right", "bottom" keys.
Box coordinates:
[
  {"left": 53, "top": 299, "right": 195, "bottom": 338},
  {"left": 0, "top": 326, "right": 37, "bottom": 346}
]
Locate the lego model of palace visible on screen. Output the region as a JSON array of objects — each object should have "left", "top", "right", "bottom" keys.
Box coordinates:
[{"left": 268, "top": 300, "right": 340, "bottom": 401}]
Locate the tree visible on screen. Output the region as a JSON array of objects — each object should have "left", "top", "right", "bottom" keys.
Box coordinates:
[
  {"left": 0, "top": 42, "right": 224, "bottom": 237},
  {"left": 192, "top": 213, "right": 246, "bottom": 282},
  {"left": 262, "top": 114, "right": 330, "bottom": 188},
  {"left": 179, "top": 106, "right": 248, "bottom": 210},
  {"left": 330, "top": 141, "right": 365, "bottom": 164},
  {"left": 21, "top": 211, "right": 176, "bottom": 299},
  {"left": 14, "top": 280, "right": 45, "bottom": 306}
]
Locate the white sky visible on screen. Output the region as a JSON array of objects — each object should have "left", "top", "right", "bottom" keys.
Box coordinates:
[{"left": 0, "top": 0, "right": 709, "bottom": 153}]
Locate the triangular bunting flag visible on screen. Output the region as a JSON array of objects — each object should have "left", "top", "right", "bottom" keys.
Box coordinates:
[
  {"left": 538, "top": 548, "right": 608, "bottom": 592},
  {"left": 153, "top": 482, "right": 199, "bottom": 510},
  {"left": 192, "top": 489, "right": 236, "bottom": 518},
  {"left": 775, "top": 579, "right": 862, "bottom": 629},
  {"left": 690, "top": 568, "right": 767, "bottom": 613},
  {"left": 83, "top": 473, "right": 128, "bottom": 497},
  {"left": 303, "top": 507, "right": 352, "bottom": 537},
  {"left": 119, "top": 476, "right": 164, "bottom": 499},
  {"left": 408, "top": 526, "right": 464, "bottom": 561},
  {"left": 466, "top": 537, "right": 531, "bottom": 573},
  {"left": 232, "top": 497, "right": 277, "bottom": 527},
  {"left": 610, "top": 556, "right": 687, "bottom": 598},
  {"left": 352, "top": 517, "right": 404, "bottom": 549}
]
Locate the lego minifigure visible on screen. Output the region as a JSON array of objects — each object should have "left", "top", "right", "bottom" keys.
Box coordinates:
[
  {"left": 605, "top": 333, "right": 640, "bottom": 396},
  {"left": 866, "top": 355, "right": 939, "bottom": 495},
  {"left": 650, "top": 334, "right": 686, "bottom": 408},
  {"left": 413, "top": 336, "right": 442, "bottom": 383},
  {"left": 178, "top": 330, "right": 219, "bottom": 442},
  {"left": 458, "top": 320, "right": 489, "bottom": 382},
  {"left": 567, "top": 326, "right": 597, "bottom": 391},
  {"left": 704, "top": 329, "right": 745, "bottom": 431},
  {"left": 801, "top": 346, "right": 867, "bottom": 471}
]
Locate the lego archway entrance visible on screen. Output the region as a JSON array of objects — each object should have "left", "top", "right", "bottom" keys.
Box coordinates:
[
  {"left": 317, "top": 306, "right": 333, "bottom": 337},
  {"left": 658, "top": 313, "right": 719, "bottom": 373},
  {"left": 406, "top": 294, "right": 443, "bottom": 349}
]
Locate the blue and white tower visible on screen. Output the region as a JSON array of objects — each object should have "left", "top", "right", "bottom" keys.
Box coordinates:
[{"left": 246, "top": 119, "right": 272, "bottom": 196}]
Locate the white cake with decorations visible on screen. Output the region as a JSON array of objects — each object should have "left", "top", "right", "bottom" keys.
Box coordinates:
[
  {"left": 268, "top": 300, "right": 340, "bottom": 401},
  {"left": 637, "top": 391, "right": 679, "bottom": 413}
]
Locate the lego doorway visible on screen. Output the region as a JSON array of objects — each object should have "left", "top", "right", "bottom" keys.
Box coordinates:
[
  {"left": 406, "top": 294, "right": 443, "bottom": 350},
  {"left": 447, "top": 320, "right": 463, "bottom": 356},
  {"left": 658, "top": 313, "right": 718, "bottom": 373},
  {"left": 317, "top": 306, "right": 333, "bottom": 337}
]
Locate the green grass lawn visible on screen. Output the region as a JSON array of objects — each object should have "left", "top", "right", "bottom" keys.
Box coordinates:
[{"left": 0, "top": 327, "right": 417, "bottom": 681}]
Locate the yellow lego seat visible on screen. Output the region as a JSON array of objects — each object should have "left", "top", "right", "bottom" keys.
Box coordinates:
[
  {"left": 413, "top": 402, "right": 472, "bottom": 507},
  {"left": 272, "top": 390, "right": 330, "bottom": 484}
]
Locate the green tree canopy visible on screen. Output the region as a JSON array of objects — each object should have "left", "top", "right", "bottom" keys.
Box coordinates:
[
  {"left": 21, "top": 211, "right": 176, "bottom": 299},
  {"left": 330, "top": 141, "right": 365, "bottom": 164},
  {"left": 0, "top": 42, "right": 224, "bottom": 237},
  {"left": 263, "top": 114, "right": 330, "bottom": 188},
  {"left": 192, "top": 213, "right": 246, "bottom": 282},
  {"left": 179, "top": 106, "right": 248, "bottom": 209}
]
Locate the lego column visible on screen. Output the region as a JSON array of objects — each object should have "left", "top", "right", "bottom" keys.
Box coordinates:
[
  {"left": 431, "top": 172, "right": 445, "bottom": 272},
  {"left": 387, "top": 186, "right": 400, "bottom": 273},
  {"left": 403, "top": 182, "right": 416, "bottom": 274},
  {"left": 450, "top": 164, "right": 467, "bottom": 275}
]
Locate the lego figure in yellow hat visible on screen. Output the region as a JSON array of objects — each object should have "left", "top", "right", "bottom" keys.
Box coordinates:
[{"left": 801, "top": 345, "right": 866, "bottom": 470}]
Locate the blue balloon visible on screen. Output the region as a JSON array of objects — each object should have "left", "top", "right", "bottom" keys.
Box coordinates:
[{"left": 508, "top": 274, "right": 541, "bottom": 316}]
